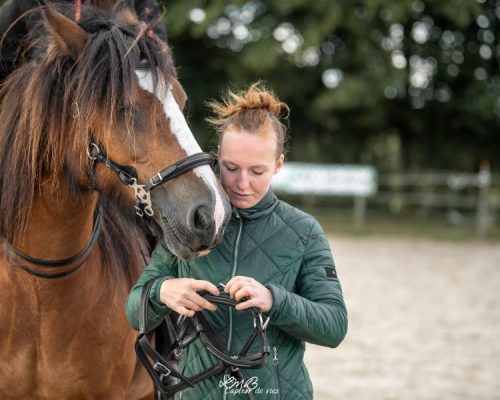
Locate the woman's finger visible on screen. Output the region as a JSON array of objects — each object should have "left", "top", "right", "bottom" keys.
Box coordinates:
[
  {"left": 235, "top": 298, "right": 257, "bottom": 311},
  {"left": 187, "top": 292, "right": 217, "bottom": 312},
  {"left": 225, "top": 276, "right": 253, "bottom": 293},
  {"left": 174, "top": 305, "right": 195, "bottom": 317},
  {"left": 182, "top": 298, "right": 204, "bottom": 312},
  {"left": 234, "top": 287, "right": 253, "bottom": 302},
  {"left": 191, "top": 280, "right": 220, "bottom": 296}
]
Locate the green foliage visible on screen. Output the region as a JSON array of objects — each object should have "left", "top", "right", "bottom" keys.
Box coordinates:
[
  {"left": 159, "top": 0, "right": 500, "bottom": 172},
  {"left": 1, "top": 0, "right": 498, "bottom": 171}
]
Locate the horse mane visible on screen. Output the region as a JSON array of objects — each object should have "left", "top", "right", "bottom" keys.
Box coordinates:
[{"left": 0, "top": 3, "right": 173, "bottom": 282}]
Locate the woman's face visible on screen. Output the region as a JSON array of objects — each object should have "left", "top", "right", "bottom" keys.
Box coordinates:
[{"left": 218, "top": 128, "right": 284, "bottom": 209}]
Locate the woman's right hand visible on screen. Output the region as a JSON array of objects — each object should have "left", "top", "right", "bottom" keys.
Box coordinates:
[{"left": 159, "top": 278, "right": 219, "bottom": 317}]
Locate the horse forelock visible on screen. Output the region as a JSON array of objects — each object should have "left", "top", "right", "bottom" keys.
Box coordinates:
[{"left": 0, "top": 2, "right": 172, "bottom": 254}]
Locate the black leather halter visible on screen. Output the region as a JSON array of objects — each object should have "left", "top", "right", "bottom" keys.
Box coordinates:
[
  {"left": 87, "top": 142, "right": 217, "bottom": 217},
  {"left": 9, "top": 143, "right": 215, "bottom": 280},
  {"left": 11, "top": 204, "right": 103, "bottom": 279},
  {"left": 136, "top": 279, "right": 269, "bottom": 399}
]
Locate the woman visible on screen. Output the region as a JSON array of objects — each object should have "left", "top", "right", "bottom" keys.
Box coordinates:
[{"left": 126, "top": 83, "right": 348, "bottom": 399}]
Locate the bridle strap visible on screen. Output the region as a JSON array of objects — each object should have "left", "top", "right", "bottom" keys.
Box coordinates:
[
  {"left": 88, "top": 143, "right": 137, "bottom": 186},
  {"left": 136, "top": 280, "right": 269, "bottom": 398},
  {"left": 144, "top": 152, "right": 216, "bottom": 191},
  {"left": 88, "top": 142, "right": 217, "bottom": 217},
  {"left": 11, "top": 204, "right": 103, "bottom": 279}
]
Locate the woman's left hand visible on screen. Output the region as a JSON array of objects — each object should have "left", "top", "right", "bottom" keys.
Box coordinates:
[{"left": 224, "top": 276, "right": 273, "bottom": 312}]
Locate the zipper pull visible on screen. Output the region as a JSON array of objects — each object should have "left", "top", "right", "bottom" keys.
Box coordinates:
[{"left": 272, "top": 346, "right": 279, "bottom": 366}]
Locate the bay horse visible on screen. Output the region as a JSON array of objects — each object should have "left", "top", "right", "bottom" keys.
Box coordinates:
[{"left": 0, "top": 2, "right": 230, "bottom": 399}]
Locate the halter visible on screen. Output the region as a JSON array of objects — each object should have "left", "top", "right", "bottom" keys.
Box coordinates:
[
  {"left": 136, "top": 280, "right": 269, "bottom": 399},
  {"left": 87, "top": 142, "right": 217, "bottom": 217},
  {"left": 11, "top": 143, "right": 214, "bottom": 279}
]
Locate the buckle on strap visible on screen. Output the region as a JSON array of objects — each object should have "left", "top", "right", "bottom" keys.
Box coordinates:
[{"left": 153, "top": 361, "right": 172, "bottom": 383}]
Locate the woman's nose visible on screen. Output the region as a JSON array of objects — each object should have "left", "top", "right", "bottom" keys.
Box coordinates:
[{"left": 236, "top": 172, "right": 250, "bottom": 189}]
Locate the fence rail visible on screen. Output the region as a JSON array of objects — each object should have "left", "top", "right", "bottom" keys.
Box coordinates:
[{"left": 273, "top": 162, "right": 498, "bottom": 237}]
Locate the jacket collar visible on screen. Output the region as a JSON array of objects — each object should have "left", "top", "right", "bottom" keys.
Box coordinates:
[{"left": 232, "top": 188, "right": 278, "bottom": 221}]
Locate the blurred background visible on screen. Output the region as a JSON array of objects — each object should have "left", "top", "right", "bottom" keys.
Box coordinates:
[{"left": 160, "top": 0, "right": 499, "bottom": 240}]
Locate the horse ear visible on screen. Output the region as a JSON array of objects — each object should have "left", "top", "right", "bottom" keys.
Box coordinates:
[{"left": 39, "top": 3, "right": 88, "bottom": 59}]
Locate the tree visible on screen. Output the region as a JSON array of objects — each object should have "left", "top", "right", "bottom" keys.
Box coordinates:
[
  {"left": 163, "top": 0, "right": 499, "bottom": 172},
  {"left": 1, "top": 0, "right": 498, "bottom": 171}
]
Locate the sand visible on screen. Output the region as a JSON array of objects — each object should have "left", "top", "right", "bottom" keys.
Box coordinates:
[{"left": 305, "top": 236, "right": 500, "bottom": 400}]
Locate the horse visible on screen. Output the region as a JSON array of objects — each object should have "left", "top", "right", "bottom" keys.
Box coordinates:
[{"left": 0, "top": 2, "right": 230, "bottom": 399}]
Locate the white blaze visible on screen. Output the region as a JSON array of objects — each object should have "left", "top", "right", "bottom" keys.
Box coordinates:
[{"left": 135, "top": 69, "right": 226, "bottom": 234}]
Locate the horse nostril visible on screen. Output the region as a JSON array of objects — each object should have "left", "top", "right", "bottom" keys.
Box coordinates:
[{"left": 193, "top": 206, "right": 211, "bottom": 231}]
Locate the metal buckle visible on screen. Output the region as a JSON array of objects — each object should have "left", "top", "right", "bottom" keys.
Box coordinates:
[
  {"left": 149, "top": 173, "right": 163, "bottom": 188},
  {"left": 153, "top": 361, "right": 172, "bottom": 384}
]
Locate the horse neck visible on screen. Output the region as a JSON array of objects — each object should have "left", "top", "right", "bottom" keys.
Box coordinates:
[{"left": 15, "top": 185, "right": 99, "bottom": 261}]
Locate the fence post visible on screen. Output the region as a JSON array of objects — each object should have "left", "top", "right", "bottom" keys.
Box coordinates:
[
  {"left": 353, "top": 196, "right": 367, "bottom": 228},
  {"left": 476, "top": 160, "right": 491, "bottom": 238}
]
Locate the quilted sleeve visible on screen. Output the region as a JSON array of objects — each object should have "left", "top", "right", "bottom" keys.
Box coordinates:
[
  {"left": 265, "top": 219, "right": 347, "bottom": 347},
  {"left": 125, "top": 240, "right": 178, "bottom": 331}
]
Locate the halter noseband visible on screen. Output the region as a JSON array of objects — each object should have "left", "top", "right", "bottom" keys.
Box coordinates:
[
  {"left": 136, "top": 280, "right": 269, "bottom": 399},
  {"left": 87, "top": 142, "right": 217, "bottom": 217}
]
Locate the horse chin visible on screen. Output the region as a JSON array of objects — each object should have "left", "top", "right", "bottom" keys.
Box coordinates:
[{"left": 158, "top": 215, "right": 201, "bottom": 260}]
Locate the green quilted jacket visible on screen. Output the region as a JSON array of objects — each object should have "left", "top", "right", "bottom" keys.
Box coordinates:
[{"left": 126, "top": 189, "right": 347, "bottom": 400}]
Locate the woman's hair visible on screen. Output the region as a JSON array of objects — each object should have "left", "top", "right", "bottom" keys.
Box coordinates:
[{"left": 206, "top": 82, "right": 289, "bottom": 157}]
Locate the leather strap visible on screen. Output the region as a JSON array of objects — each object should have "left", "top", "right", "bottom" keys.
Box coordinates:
[
  {"left": 135, "top": 283, "right": 269, "bottom": 398},
  {"left": 11, "top": 204, "right": 103, "bottom": 279},
  {"left": 144, "top": 152, "right": 216, "bottom": 191}
]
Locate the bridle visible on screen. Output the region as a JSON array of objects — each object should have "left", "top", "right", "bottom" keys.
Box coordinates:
[
  {"left": 87, "top": 142, "right": 217, "bottom": 217},
  {"left": 11, "top": 142, "right": 216, "bottom": 279},
  {"left": 136, "top": 279, "right": 269, "bottom": 400}
]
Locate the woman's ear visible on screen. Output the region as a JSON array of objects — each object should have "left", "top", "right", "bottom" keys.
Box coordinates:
[{"left": 274, "top": 154, "right": 285, "bottom": 174}]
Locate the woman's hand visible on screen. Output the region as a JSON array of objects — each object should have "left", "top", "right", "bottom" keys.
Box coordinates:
[
  {"left": 159, "top": 278, "right": 219, "bottom": 317},
  {"left": 224, "top": 276, "right": 273, "bottom": 312}
]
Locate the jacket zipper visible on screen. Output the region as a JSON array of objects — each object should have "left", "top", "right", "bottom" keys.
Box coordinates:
[
  {"left": 272, "top": 346, "right": 279, "bottom": 366},
  {"left": 271, "top": 342, "right": 280, "bottom": 399},
  {"left": 223, "top": 210, "right": 243, "bottom": 400}
]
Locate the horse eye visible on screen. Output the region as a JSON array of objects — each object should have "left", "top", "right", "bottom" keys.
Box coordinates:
[
  {"left": 137, "top": 59, "right": 150, "bottom": 70},
  {"left": 117, "top": 106, "right": 136, "bottom": 115}
]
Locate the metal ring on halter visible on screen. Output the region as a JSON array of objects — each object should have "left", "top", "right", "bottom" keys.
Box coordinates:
[{"left": 87, "top": 142, "right": 100, "bottom": 161}]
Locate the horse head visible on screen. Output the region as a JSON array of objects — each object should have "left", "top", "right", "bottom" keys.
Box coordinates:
[{"left": 2, "top": 3, "right": 231, "bottom": 259}]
